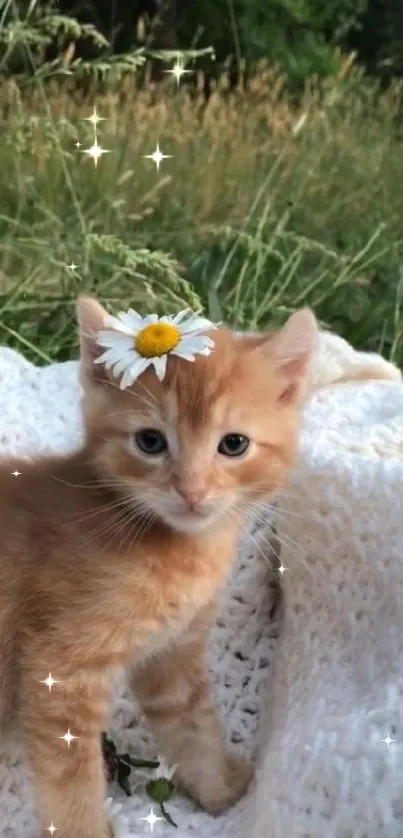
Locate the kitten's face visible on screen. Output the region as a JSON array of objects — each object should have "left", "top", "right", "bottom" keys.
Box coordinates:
[{"left": 78, "top": 300, "right": 317, "bottom": 535}]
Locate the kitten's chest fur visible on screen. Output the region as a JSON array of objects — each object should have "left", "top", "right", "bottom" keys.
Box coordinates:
[
  {"left": 0, "top": 452, "right": 239, "bottom": 727},
  {"left": 74, "top": 523, "right": 237, "bottom": 668}
]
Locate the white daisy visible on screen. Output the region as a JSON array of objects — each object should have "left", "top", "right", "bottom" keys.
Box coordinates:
[
  {"left": 105, "top": 797, "right": 130, "bottom": 838},
  {"left": 153, "top": 754, "right": 178, "bottom": 782},
  {"left": 94, "top": 309, "right": 216, "bottom": 389}
]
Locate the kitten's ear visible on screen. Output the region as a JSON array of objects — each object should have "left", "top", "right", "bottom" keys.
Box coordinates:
[
  {"left": 264, "top": 308, "right": 318, "bottom": 401},
  {"left": 76, "top": 295, "right": 109, "bottom": 386},
  {"left": 271, "top": 308, "right": 318, "bottom": 376}
]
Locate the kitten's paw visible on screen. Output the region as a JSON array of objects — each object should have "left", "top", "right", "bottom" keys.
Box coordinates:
[
  {"left": 204, "top": 751, "right": 254, "bottom": 813},
  {"left": 182, "top": 751, "right": 254, "bottom": 814},
  {"left": 105, "top": 797, "right": 130, "bottom": 838}
]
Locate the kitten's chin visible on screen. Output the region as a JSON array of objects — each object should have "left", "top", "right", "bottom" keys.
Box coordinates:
[
  {"left": 130, "top": 492, "right": 234, "bottom": 535},
  {"left": 157, "top": 509, "right": 222, "bottom": 535}
]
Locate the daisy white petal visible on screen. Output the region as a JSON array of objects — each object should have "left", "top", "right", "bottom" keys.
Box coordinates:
[
  {"left": 142, "top": 313, "right": 159, "bottom": 325},
  {"left": 152, "top": 355, "right": 168, "bottom": 381},
  {"left": 179, "top": 315, "right": 215, "bottom": 335},
  {"left": 155, "top": 755, "right": 178, "bottom": 781},
  {"left": 105, "top": 797, "right": 130, "bottom": 838},
  {"left": 171, "top": 309, "right": 191, "bottom": 324},
  {"left": 118, "top": 357, "right": 150, "bottom": 389},
  {"left": 177, "top": 335, "right": 214, "bottom": 354},
  {"left": 171, "top": 348, "right": 196, "bottom": 362},
  {"left": 111, "top": 350, "right": 139, "bottom": 377},
  {"left": 102, "top": 315, "right": 136, "bottom": 336},
  {"left": 94, "top": 346, "right": 133, "bottom": 369},
  {"left": 116, "top": 309, "right": 143, "bottom": 330},
  {"left": 96, "top": 332, "right": 134, "bottom": 350}
]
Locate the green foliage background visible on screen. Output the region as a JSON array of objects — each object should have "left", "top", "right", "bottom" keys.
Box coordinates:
[
  {"left": 4, "top": 0, "right": 403, "bottom": 87},
  {"left": 3, "top": 0, "right": 396, "bottom": 86},
  {"left": 1, "top": 0, "right": 403, "bottom": 366}
]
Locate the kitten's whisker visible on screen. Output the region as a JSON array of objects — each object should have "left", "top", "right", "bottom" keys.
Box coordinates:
[
  {"left": 51, "top": 475, "right": 138, "bottom": 491},
  {"left": 115, "top": 501, "right": 156, "bottom": 555},
  {"left": 277, "top": 487, "right": 321, "bottom": 505},
  {"left": 233, "top": 499, "right": 272, "bottom": 528},
  {"left": 103, "top": 375, "right": 158, "bottom": 412},
  {"left": 243, "top": 496, "right": 321, "bottom": 547},
  {"left": 95, "top": 407, "right": 158, "bottom": 423},
  {"left": 95, "top": 376, "right": 157, "bottom": 414},
  {"left": 133, "top": 379, "right": 158, "bottom": 407},
  {"left": 65, "top": 487, "right": 153, "bottom": 525},
  {"left": 268, "top": 510, "right": 327, "bottom": 556},
  {"left": 76, "top": 506, "right": 135, "bottom": 550},
  {"left": 75, "top": 497, "right": 152, "bottom": 548},
  {"left": 270, "top": 530, "right": 317, "bottom": 580},
  {"left": 232, "top": 499, "right": 315, "bottom": 578},
  {"left": 242, "top": 498, "right": 325, "bottom": 561},
  {"left": 225, "top": 507, "right": 279, "bottom": 576},
  {"left": 100, "top": 499, "right": 159, "bottom": 550},
  {"left": 67, "top": 496, "right": 134, "bottom": 525},
  {"left": 246, "top": 490, "right": 313, "bottom": 522},
  {"left": 247, "top": 485, "right": 319, "bottom": 508},
  {"left": 123, "top": 509, "right": 157, "bottom": 555}
]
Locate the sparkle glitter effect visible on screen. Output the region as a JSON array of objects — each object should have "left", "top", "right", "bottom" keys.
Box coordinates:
[
  {"left": 67, "top": 262, "right": 78, "bottom": 272},
  {"left": 59, "top": 729, "right": 79, "bottom": 747},
  {"left": 46, "top": 824, "right": 58, "bottom": 835},
  {"left": 80, "top": 107, "right": 110, "bottom": 167},
  {"left": 165, "top": 58, "right": 192, "bottom": 85},
  {"left": 382, "top": 732, "right": 395, "bottom": 749},
  {"left": 11, "top": 470, "right": 21, "bottom": 477},
  {"left": 40, "top": 673, "right": 60, "bottom": 692},
  {"left": 83, "top": 141, "right": 110, "bottom": 166},
  {"left": 84, "top": 107, "right": 105, "bottom": 129},
  {"left": 278, "top": 563, "right": 288, "bottom": 575},
  {"left": 144, "top": 143, "right": 172, "bottom": 171},
  {"left": 139, "top": 806, "right": 164, "bottom": 831}
]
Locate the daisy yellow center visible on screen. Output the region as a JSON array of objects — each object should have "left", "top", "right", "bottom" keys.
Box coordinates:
[{"left": 134, "top": 322, "right": 180, "bottom": 358}]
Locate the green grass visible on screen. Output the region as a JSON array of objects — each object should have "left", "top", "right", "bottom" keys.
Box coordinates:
[{"left": 1, "top": 60, "right": 403, "bottom": 366}]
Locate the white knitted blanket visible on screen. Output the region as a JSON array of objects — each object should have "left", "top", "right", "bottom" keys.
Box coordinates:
[{"left": 0, "top": 332, "right": 401, "bottom": 838}]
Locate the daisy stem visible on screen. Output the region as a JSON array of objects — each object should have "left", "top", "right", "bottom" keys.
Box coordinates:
[
  {"left": 160, "top": 802, "right": 177, "bottom": 828},
  {"left": 119, "top": 756, "right": 160, "bottom": 770}
]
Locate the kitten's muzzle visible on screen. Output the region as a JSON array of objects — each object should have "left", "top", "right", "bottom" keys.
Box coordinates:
[{"left": 175, "top": 485, "right": 208, "bottom": 510}]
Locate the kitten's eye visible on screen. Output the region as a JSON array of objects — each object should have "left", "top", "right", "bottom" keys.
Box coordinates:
[
  {"left": 218, "top": 434, "right": 250, "bottom": 457},
  {"left": 135, "top": 429, "right": 167, "bottom": 455}
]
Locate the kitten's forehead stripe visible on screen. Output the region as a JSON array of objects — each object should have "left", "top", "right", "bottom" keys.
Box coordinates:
[
  {"left": 164, "top": 391, "right": 178, "bottom": 424},
  {"left": 122, "top": 325, "right": 292, "bottom": 440},
  {"left": 122, "top": 327, "right": 275, "bottom": 435},
  {"left": 163, "top": 328, "right": 243, "bottom": 431}
]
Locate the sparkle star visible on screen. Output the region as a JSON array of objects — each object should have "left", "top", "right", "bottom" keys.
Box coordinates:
[
  {"left": 84, "top": 107, "right": 105, "bottom": 129},
  {"left": 59, "top": 729, "right": 78, "bottom": 747},
  {"left": 144, "top": 143, "right": 172, "bottom": 171},
  {"left": 139, "top": 807, "right": 164, "bottom": 831},
  {"left": 66, "top": 262, "right": 78, "bottom": 272},
  {"left": 82, "top": 141, "right": 110, "bottom": 167},
  {"left": 165, "top": 58, "right": 192, "bottom": 85},
  {"left": 40, "top": 673, "right": 60, "bottom": 691},
  {"left": 47, "top": 824, "right": 58, "bottom": 835},
  {"left": 11, "top": 470, "right": 21, "bottom": 477},
  {"left": 382, "top": 732, "right": 395, "bottom": 749},
  {"left": 75, "top": 141, "right": 81, "bottom": 149},
  {"left": 278, "top": 563, "right": 288, "bottom": 575}
]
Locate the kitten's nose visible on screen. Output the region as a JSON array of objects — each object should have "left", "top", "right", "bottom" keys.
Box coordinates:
[{"left": 176, "top": 486, "right": 207, "bottom": 509}]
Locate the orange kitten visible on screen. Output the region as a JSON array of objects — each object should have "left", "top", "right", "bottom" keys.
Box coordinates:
[{"left": 0, "top": 297, "right": 317, "bottom": 838}]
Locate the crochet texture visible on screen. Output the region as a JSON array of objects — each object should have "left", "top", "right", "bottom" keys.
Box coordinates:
[{"left": 0, "top": 330, "right": 400, "bottom": 838}]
